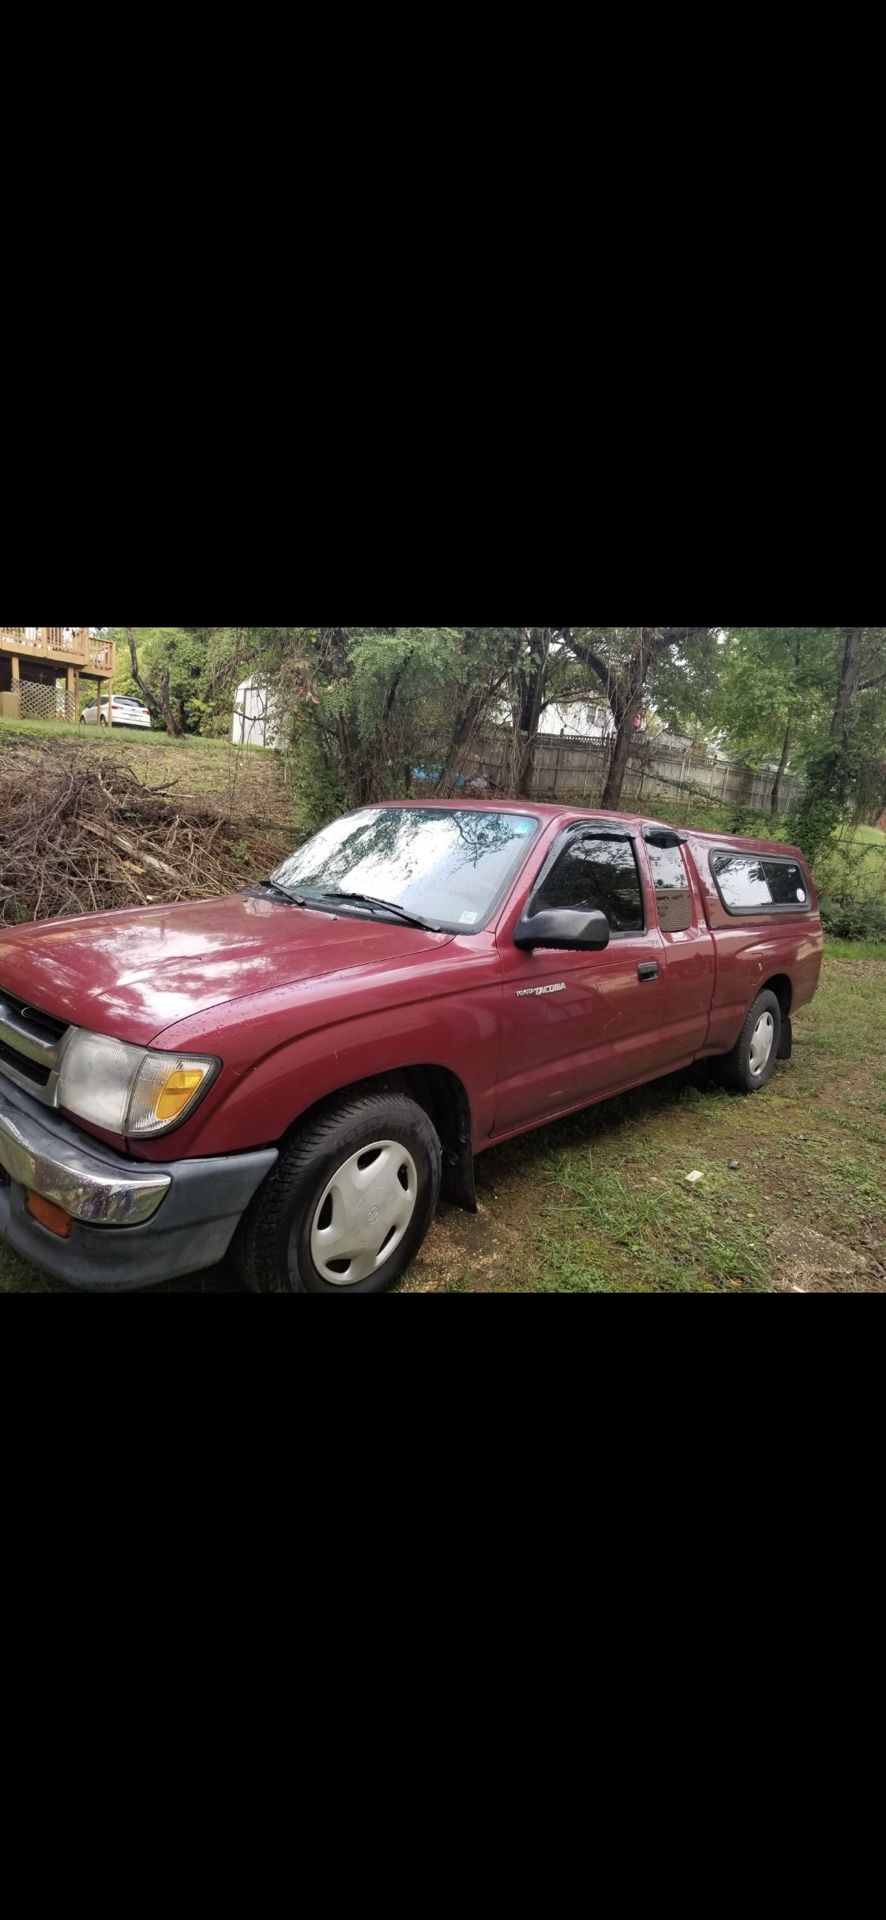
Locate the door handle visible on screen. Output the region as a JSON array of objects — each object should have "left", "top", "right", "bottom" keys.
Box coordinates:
[{"left": 638, "top": 963, "right": 660, "bottom": 982}]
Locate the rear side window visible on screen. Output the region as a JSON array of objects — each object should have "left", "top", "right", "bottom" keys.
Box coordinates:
[
  {"left": 765, "top": 861, "right": 811, "bottom": 906},
  {"left": 534, "top": 834, "right": 645, "bottom": 934},
  {"left": 647, "top": 843, "right": 693, "bottom": 933},
  {"left": 711, "top": 853, "right": 810, "bottom": 914}
]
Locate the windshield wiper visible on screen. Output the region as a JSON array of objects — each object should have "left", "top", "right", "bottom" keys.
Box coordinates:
[
  {"left": 254, "top": 877, "right": 310, "bottom": 907},
  {"left": 316, "top": 891, "right": 442, "bottom": 933}
]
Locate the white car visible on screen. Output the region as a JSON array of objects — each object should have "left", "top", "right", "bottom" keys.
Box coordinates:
[{"left": 80, "top": 696, "right": 153, "bottom": 731}]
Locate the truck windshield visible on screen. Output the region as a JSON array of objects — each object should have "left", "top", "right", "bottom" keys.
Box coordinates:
[{"left": 271, "top": 808, "right": 540, "bottom": 933}]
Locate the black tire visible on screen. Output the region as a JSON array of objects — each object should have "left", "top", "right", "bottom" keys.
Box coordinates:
[
  {"left": 234, "top": 1092, "right": 442, "bottom": 1295},
  {"left": 716, "top": 990, "right": 782, "bottom": 1094}
]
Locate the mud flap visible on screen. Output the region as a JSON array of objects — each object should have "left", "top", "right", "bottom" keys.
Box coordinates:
[
  {"left": 441, "top": 1139, "right": 478, "bottom": 1212},
  {"left": 778, "top": 1016, "right": 793, "bottom": 1061}
]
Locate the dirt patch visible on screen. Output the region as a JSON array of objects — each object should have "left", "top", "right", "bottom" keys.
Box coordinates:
[
  {"left": 406, "top": 1197, "right": 527, "bottom": 1292},
  {"left": 770, "top": 1224, "right": 885, "bottom": 1294}
]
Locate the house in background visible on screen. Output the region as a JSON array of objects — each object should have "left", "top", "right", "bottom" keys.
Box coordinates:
[
  {"left": 544, "top": 700, "right": 614, "bottom": 739},
  {"left": 490, "top": 698, "right": 616, "bottom": 740},
  {"left": 0, "top": 627, "right": 114, "bottom": 724}
]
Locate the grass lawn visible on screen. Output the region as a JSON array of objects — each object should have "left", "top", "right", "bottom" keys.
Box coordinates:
[
  {"left": 819, "top": 823, "right": 886, "bottom": 886},
  {"left": 2, "top": 945, "right": 884, "bottom": 1295},
  {"left": 0, "top": 716, "right": 227, "bottom": 745},
  {"left": 0, "top": 716, "right": 251, "bottom": 769},
  {"left": 406, "top": 941, "right": 886, "bottom": 1295},
  {"left": 822, "top": 936, "right": 886, "bottom": 964}
]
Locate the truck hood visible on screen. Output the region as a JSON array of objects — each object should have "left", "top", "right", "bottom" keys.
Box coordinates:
[{"left": 0, "top": 893, "right": 453, "bottom": 1047}]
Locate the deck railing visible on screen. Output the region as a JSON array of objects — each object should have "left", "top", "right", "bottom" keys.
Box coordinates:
[
  {"left": 1, "top": 626, "right": 75, "bottom": 652},
  {"left": 0, "top": 628, "right": 115, "bottom": 676}
]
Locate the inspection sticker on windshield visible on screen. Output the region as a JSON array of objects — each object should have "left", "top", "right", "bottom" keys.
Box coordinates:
[{"left": 460, "top": 911, "right": 480, "bottom": 924}]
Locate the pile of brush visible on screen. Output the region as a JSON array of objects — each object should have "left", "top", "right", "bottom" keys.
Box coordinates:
[{"left": 0, "top": 741, "right": 263, "bottom": 925}]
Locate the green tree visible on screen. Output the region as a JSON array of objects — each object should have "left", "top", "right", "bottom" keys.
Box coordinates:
[
  {"left": 271, "top": 626, "right": 721, "bottom": 818},
  {"left": 792, "top": 628, "right": 886, "bottom": 856},
  {"left": 712, "top": 629, "right": 836, "bottom": 814},
  {"left": 272, "top": 627, "right": 500, "bottom": 827},
  {"left": 435, "top": 626, "right": 525, "bottom": 790},
  {"left": 461, "top": 627, "right": 720, "bottom": 803},
  {"left": 560, "top": 628, "right": 717, "bottom": 807},
  {"left": 106, "top": 628, "right": 259, "bottom": 736}
]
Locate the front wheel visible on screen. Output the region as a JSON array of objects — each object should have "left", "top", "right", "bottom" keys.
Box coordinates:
[
  {"left": 716, "top": 990, "right": 782, "bottom": 1093},
  {"left": 235, "top": 1092, "right": 443, "bottom": 1294}
]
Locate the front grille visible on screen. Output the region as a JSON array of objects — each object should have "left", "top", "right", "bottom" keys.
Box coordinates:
[{"left": 0, "top": 990, "right": 69, "bottom": 1107}]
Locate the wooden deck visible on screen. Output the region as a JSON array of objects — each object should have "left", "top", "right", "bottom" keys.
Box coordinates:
[{"left": 0, "top": 627, "right": 115, "bottom": 677}]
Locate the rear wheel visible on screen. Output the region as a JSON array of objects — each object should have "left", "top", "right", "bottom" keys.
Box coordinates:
[
  {"left": 716, "top": 990, "right": 782, "bottom": 1093},
  {"left": 235, "top": 1092, "right": 442, "bottom": 1294}
]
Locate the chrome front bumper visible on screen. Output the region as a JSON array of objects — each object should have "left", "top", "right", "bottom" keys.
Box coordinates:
[
  {"left": 0, "top": 1101, "right": 171, "bottom": 1226},
  {"left": 0, "top": 1078, "right": 277, "bottom": 1290}
]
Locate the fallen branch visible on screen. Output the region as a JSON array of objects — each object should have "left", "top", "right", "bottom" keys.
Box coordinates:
[{"left": 0, "top": 741, "right": 286, "bottom": 926}]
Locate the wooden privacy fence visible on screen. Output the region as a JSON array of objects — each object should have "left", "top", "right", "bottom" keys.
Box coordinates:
[{"left": 420, "top": 730, "right": 804, "bottom": 816}]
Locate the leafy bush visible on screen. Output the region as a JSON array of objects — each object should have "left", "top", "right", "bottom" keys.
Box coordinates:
[
  {"left": 641, "top": 798, "right": 725, "bottom": 833},
  {"left": 815, "top": 826, "right": 886, "bottom": 944},
  {"left": 727, "top": 805, "right": 792, "bottom": 841},
  {"left": 793, "top": 739, "right": 859, "bottom": 864},
  {"left": 287, "top": 707, "right": 344, "bottom": 839},
  {"left": 820, "top": 896, "right": 886, "bottom": 943}
]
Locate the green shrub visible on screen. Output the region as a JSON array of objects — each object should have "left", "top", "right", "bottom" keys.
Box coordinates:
[
  {"left": 815, "top": 825, "right": 886, "bottom": 944},
  {"left": 793, "top": 739, "right": 860, "bottom": 864},
  {"left": 287, "top": 710, "right": 344, "bottom": 839},
  {"left": 650, "top": 798, "right": 733, "bottom": 834},
  {"left": 727, "top": 805, "right": 792, "bottom": 841},
  {"left": 820, "top": 896, "right": 886, "bottom": 943}
]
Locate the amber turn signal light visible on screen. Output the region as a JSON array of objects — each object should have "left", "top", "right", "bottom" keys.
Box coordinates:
[{"left": 26, "top": 1192, "right": 73, "bottom": 1239}]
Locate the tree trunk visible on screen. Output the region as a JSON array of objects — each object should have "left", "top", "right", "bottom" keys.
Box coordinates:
[
  {"left": 517, "top": 677, "right": 545, "bottom": 797},
  {"left": 832, "top": 630, "right": 861, "bottom": 745},
  {"left": 600, "top": 631, "right": 661, "bottom": 809},
  {"left": 434, "top": 692, "right": 488, "bottom": 793},
  {"left": 602, "top": 698, "right": 638, "bottom": 809},
  {"left": 569, "top": 627, "right": 692, "bottom": 812},
  {"left": 126, "top": 628, "right": 183, "bottom": 737},
  {"left": 770, "top": 718, "right": 792, "bottom": 815},
  {"left": 515, "top": 629, "right": 551, "bottom": 798}
]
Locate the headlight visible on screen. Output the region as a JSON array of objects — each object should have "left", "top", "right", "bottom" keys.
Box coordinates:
[{"left": 58, "top": 1031, "right": 220, "bottom": 1138}]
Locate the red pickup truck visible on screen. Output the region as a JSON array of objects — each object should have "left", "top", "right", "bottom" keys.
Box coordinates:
[{"left": 0, "top": 802, "right": 822, "bottom": 1293}]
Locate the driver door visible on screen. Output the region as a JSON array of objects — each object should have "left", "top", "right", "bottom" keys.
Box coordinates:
[{"left": 495, "top": 827, "right": 671, "bottom": 1135}]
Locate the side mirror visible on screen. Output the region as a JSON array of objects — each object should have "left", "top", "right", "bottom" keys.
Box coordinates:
[{"left": 514, "top": 908, "right": 611, "bottom": 953}]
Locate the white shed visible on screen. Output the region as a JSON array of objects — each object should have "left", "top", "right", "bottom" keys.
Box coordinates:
[{"left": 232, "top": 679, "right": 284, "bottom": 750}]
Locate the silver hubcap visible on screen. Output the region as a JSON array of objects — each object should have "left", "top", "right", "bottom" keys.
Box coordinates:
[
  {"left": 749, "top": 1011, "right": 776, "bottom": 1076},
  {"left": 306, "top": 1141, "right": 419, "bottom": 1287}
]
